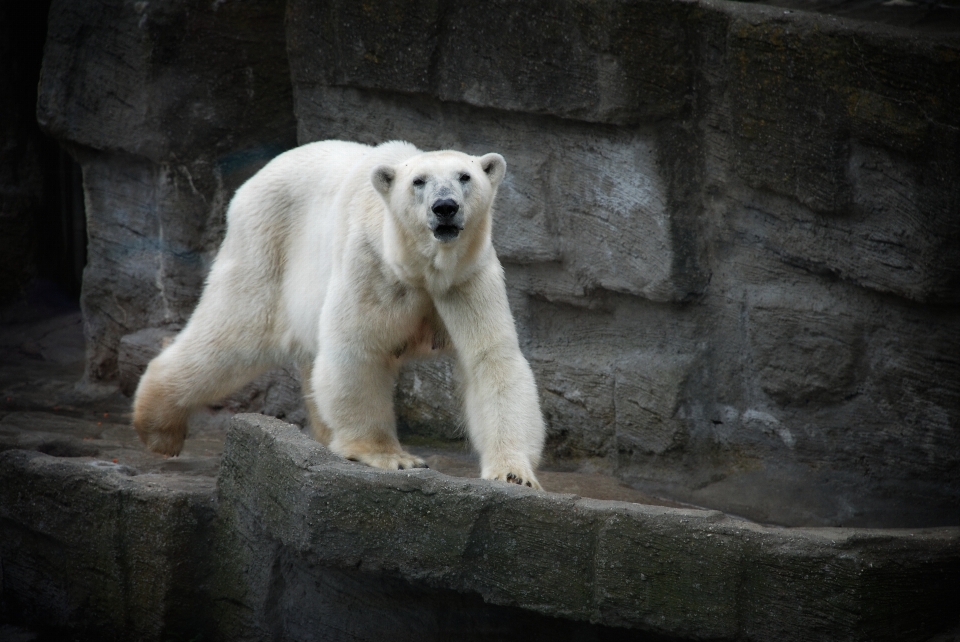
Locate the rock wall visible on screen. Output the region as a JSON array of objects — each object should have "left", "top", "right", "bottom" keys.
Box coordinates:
[
  {"left": 37, "top": 0, "right": 960, "bottom": 527},
  {"left": 37, "top": 0, "right": 298, "bottom": 379},
  {"left": 0, "top": 449, "right": 217, "bottom": 640}
]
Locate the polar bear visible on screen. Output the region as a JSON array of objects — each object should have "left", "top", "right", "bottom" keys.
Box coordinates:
[{"left": 133, "top": 140, "right": 545, "bottom": 488}]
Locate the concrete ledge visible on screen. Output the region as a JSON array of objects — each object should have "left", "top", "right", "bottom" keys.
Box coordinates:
[
  {"left": 0, "top": 449, "right": 216, "bottom": 640},
  {"left": 217, "top": 414, "right": 960, "bottom": 642},
  {"left": 2, "top": 411, "right": 958, "bottom": 640}
]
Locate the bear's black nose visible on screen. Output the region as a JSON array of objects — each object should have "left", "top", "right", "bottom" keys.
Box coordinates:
[{"left": 432, "top": 198, "right": 459, "bottom": 219}]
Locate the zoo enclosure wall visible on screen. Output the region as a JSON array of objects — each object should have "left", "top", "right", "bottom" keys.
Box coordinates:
[{"left": 30, "top": 0, "right": 960, "bottom": 528}]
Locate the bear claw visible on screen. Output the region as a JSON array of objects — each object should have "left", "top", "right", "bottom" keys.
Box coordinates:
[
  {"left": 491, "top": 469, "right": 541, "bottom": 490},
  {"left": 397, "top": 462, "right": 430, "bottom": 470}
]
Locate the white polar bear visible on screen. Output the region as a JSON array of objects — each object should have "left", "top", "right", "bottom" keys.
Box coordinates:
[{"left": 133, "top": 140, "right": 545, "bottom": 488}]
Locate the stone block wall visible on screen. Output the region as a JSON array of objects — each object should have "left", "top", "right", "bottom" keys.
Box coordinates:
[
  {"left": 37, "top": 0, "right": 960, "bottom": 527},
  {"left": 37, "top": 0, "right": 298, "bottom": 380}
]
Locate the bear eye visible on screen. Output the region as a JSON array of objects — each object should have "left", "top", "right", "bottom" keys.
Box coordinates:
[
  {"left": 412, "top": 177, "right": 425, "bottom": 187},
  {"left": 459, "top": 173, "right": 471, "bottom": 183}
]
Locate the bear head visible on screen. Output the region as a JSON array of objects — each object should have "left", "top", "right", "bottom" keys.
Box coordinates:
[{"left": 372, "top": 150, "right": 506, "bottom": 245}]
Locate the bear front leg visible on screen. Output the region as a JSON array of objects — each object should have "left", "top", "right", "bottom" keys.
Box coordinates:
[
  {"left": 459, "top": 346, "right": 544, "bottom": 489},
  {"left": 311, "top": 348, "right": 428, "bottom": 471},
  {"left": 434, "top": 262, "right": 545, "bottom": 489}
]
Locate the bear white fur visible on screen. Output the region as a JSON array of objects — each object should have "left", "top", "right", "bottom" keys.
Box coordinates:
[{"left": 133, "top": 140, "right": 545, "bottom": 488}]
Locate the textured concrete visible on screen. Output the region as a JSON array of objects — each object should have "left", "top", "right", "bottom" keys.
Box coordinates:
[
  {"left": 214, "top": 414, "right": 960, "bottom": 642},
  {"left": 3, "top": 411, "right": 957, "bottom": 641},
  {"left": 0, "top": 449, "right": 217, "bottom": 641}
]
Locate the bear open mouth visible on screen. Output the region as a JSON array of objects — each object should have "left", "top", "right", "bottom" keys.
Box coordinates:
[{"left": 433, "top": 224, "right": 462, "bottom": 242}]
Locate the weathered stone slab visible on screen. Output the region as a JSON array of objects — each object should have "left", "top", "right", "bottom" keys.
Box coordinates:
[
  {"left": 712, "top": 11, "right": 960, "bottom": 303},
  {"left": 0, "top": 412, "right": 107, "bottom": 458},
  {"left": 215, "top": 414, "right": 960, "bottom": 642},
  {"left": 0, "top": 449, "right": 217, "bottom": 641},
  {"left": 75, "top": 146, "right": 301, "bottom": 383},
  {"left": 746, "top": 293, "right": 865, "bottom": 406},
  {"left": 288, "top": 0, "right": 960, "bottom": 307},
  {"left": 721, "top": 185, "right": 960, "bottom": 307},
  {"left": 36, "top": 0, "right": 297, "bottom": 382},
  {"left": 37, "top": 0, "right": 295, "bottom": 163},
  {"left": 535, "top": 356, "right": 617, "bottom": 461},
  {"left": 615, "top": 352, "right": 697, "bottom": 457},
  {"left": 294, "top": 86, "right": 701, "bottom": 302},
  {"left": 76, "top": 151, "right": 218, "bottom": 380},
  {"left": 2, "top": 408, "right": 958, "bottom": 641},
  {"left": 394, "top": 357, "right": 462, "bottom": 443},
  {"left": 723, "top": 13, "right": 960, "bottom": 211},
  {"left": 287, "top": 0, "right": 697, "bottom": 126}
]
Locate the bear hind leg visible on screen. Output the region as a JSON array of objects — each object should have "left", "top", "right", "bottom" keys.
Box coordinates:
[
  {"left": 133, "top": 369, "right": 192, "bottom": 456},
  {"left": 133, "top": 327, "right": 271, "bottom": 456},
  {"left": 300, "top": 361, "right": 331, "bottom": 446}
]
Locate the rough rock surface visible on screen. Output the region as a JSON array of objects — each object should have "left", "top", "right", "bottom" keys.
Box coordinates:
[
  {"left": 0, "top": 449, "right": 218, "bottom": 641},
  {"left": 35, "top": 0, "right": 960, "bottom": 529},
  {"left": 285, "top": 0, "right": 960, "bottom": 528},
  {"left": 0, "top": 305, "right": 689, "bottom": 509},
  {"left": 0, "top": 314, "right": 741, "bottom": 640},
  {"left": 3, "top": 411, "right": 958, "bottom": 641},
  {"left": 37, "top": 0, "right": 298, "bottom": 382},
  {"left": 213, "top": 415, "right": 960, "bottom": 642}
]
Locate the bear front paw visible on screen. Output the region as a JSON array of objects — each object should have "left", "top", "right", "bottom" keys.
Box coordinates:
[
  {"left": 346, "top": 451, "right": 429, "bottom": 471},
  {"left": 485, "top": 468, "right": 542, "bottom": 490}
]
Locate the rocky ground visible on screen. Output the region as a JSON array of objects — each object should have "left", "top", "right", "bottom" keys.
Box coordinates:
[
  {"left": 0, "top": 284, "right": 718, "bottom": 641},
  {"left": 0, "top": 283, "right": 221, "bottom": 482}
]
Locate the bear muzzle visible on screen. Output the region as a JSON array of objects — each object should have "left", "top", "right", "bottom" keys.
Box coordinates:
[{"left": 430, "top": 198, "right": 464, "bottom": 242}]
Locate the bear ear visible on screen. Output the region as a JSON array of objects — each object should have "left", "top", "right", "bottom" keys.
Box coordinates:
[
  {"left": 479, "top": 153, "right": 506, "bottom": 188},
  {"left": 372, "top": 165, "right": 396, "bottom": 196}
]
